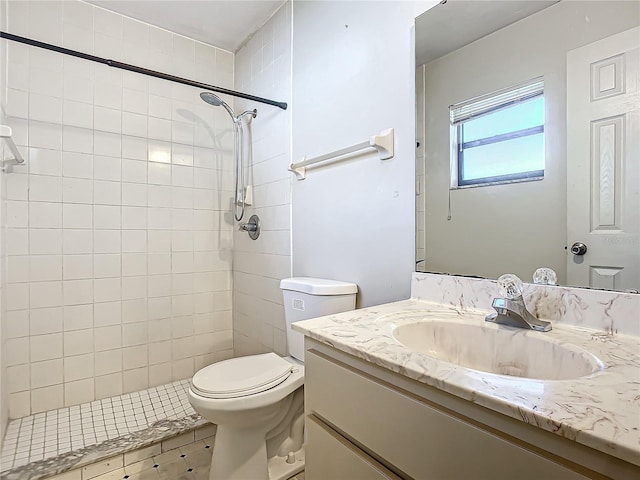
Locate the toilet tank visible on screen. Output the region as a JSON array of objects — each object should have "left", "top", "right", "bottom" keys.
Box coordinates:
[{"left": 280, "top": 277, "right": 357, "bottom": 362}]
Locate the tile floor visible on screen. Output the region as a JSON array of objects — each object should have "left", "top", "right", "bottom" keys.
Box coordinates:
[
  {"left": 88, "top": 440, "right": 305, "bottom": 480},
  {"left": 1, "top": 380, "right": 195, "bottom": 470}
]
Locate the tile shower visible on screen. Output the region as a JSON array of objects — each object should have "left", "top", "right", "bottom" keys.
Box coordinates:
[{"left": 1, "top": 0, "right": 292, "bottom": 477}]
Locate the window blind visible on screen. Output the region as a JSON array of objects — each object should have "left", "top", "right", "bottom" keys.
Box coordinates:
[{"left": 449, "top": 77, "right": 544, "bottom": 125}]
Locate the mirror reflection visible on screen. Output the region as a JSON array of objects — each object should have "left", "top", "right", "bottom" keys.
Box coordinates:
[{"left": 415, "top": 0, "right": 640, "bottom": 292}]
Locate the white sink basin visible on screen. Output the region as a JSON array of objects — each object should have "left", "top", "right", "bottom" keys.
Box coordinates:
[{"left": 392, "top": 321, "right": 603, "bottom": 380}]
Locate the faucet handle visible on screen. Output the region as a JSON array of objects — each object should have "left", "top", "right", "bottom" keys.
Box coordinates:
[
  {"left": 533, "top": 267, "right": 557, "bottom": 285},
  {"left": 497, "top": 274, "right": 524, "bottom": 299}
]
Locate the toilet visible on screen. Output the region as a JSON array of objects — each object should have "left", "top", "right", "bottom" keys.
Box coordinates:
[{"left": 188, "top": 277, "right": 357, "bottom": 480}]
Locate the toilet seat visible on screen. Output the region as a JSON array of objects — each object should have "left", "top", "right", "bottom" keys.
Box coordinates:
[{"left": 191, "top": 353, "right": 293, "bottom": 399}]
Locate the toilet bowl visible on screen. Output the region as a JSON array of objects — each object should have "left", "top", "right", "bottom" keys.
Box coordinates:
[{"left": 188, "top": 277, "right": 357, "bottom": 480}]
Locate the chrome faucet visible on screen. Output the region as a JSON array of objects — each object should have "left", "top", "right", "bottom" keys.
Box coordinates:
[{"left": 485, "top": 274, "right": 552, "bottom": 332}]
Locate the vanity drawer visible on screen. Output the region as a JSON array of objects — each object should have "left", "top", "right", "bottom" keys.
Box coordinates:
[
  {"left": 305, "top": 348, "right": 588, "bottom": 480},
  {"left": 306, "top": 414, "right": 401, "bottom": 480}
]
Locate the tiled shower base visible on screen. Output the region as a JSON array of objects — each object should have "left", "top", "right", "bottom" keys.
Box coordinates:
[{"left": 0, "top": 380, "right": 209, "bottom": 479}]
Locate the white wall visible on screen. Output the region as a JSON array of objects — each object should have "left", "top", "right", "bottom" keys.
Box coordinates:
[
  {"left": 232, "top": 3, "right": 293, "bottom": 356},
  {"left": 1, "top": 0, "right": 235, "bottom": 417},
  {"left": 1, "top": 0, "right": 8, "bottom": 441},
  {"left": 291, "top": 1, "right": 435, "bottom": 308}
]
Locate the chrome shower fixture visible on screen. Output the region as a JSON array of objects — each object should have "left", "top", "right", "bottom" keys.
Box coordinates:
[
  {"left": 199, "top": 92, "right": 257, "bottom": 123},
  {"left": 199, "top": 91, "right": 257, "bottom": 222}
]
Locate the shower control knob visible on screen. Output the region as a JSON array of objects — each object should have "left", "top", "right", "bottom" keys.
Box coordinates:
[
  {"left": 239, "top": 214, "right": 261, "bottom": 240},
  {"left": 570, "top": 242, "right": 587, "bottom": 256}
]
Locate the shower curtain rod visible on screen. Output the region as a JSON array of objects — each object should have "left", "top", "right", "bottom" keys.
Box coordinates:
[{"left": 0, "top": 31, "right": 288, "bottom": 110}]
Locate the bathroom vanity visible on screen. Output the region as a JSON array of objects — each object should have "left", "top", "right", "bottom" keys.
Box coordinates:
[{"left": 293, "top": 274, "right": 640, "bottom": 479}]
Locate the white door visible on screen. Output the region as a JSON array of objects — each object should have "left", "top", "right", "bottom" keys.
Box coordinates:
[{"left": 567, "top": 27, "right": 640, "bottom": 291}]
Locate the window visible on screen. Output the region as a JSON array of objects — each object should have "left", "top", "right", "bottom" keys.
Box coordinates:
[{"left": 450, "top": 78, "right": 545, "bottom": 187}]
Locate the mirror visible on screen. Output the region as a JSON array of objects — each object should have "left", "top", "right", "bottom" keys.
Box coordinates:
[{"left": 415, "top": 0, "right": 640, "bottom": 292}]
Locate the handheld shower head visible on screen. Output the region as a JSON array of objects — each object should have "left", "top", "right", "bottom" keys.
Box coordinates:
[
  {"left": 199, "top": 92, "right": 224, "bottom": 106},
  {"left": 199, "top": 92, "right": 236, "bottom": 121}
]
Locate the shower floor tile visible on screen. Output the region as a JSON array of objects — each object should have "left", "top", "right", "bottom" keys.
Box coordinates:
[{"left": 1, "top": 380, "right": 195, "bottom": 471}]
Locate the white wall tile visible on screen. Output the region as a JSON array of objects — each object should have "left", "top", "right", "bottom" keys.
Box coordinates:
[
  {"left": 94, "top": 325, "right": 122, "bottom": 352},
  {"left": 7, "top": 228, "right": 30, "bottom": 256},
  {"left": 64, "top": 378, "right": 94, "bottom": 406},
  {"left": 30, "top": 281, "right": 64, "bottom": 309},
  {"left": 122, "top": 276, "right": 147, "bottom": 300},
  {"left": 30, "top": 255, "right": 63, "bottom": 282},
  {"left": 93, "top": 277, "right": 121, "bottom": 302},
  {"left": 3, "top": 0, "right": 236, "bottom": 417},
  {"left": 31, "top": 358, "right": 63, "bottom": 388},
  {"left": 6, "top": 310, "right": 30, "bottom": 339},
  {"left": 122, "top": 299, "right": 146, "bottom": 323},
  {"left": 94, "top": 205, "right": 122, "bottom": 229},
  {"left": 29, "top": 122, "right": 63, "bottom": 151},
  {"left": 63, "top": 254, "right": 93, "bottom": 280},
  {"left": 30, "top": 333, "right": 63, "bottom": 362},
  {"left": 122, "top": 322, "right": 147, "bottom": 348},
  {"left": 148, "top": 185, "right": 171, "bottom": 208},
  {"left": 7, "top": 255, "right": 29, "bottom": 283},
  {"left": 94, "top": 301, "right": 121, "bottom": 327},
  {"left": 93, "top": 180, "right": 121, "bottom": 205},
  {"left": 5, "top": 283, "right": 30, "bottom": 311},
  {"left": 94, "top": 229, "right": 121, "bottom": 254},
  {"left": 64, "top": 328, "right": 94, "bottom": 356},
  {"left": 122, "top": 112, "right": 148, "bottom": 137},
  {"left": 63, "top": 203, "right": 93, "bottom": 229},
  {"left": 62, "top": 152, "right": 93, "bottom": 179},
  {"left": 63, "top": 100, "right": 94, "bottom": 129},
  {"left": 63, "top": 304, "right": 93, "bottom": 331},
  {"left": 94, "top": 106, "right": 122, "bottom": 134},
  {"left": 63, "top": 177, "right": 93, "bottom": 203},
  {"left": 63, "top": 279, "right": 93, "bottom": 305},
  {"left": 94, "top": 131, "right": 121, "bottom": 157},
  {"left": 123, "top": 367, "right": 149, "bottom": 392},
  {"left": 30, "top": 202, "right": 62, "bottom": 228},
  {"left": 7, "top": 364, "right": 30, "bottom": 394},
  {"left": 31, "top": 385, "right": 64, "bottom": 413},
  {"left": 6, "top": 337, "right": 30, "bottom": 366},
  {"left": 6, "top": 200, "right": 29, "bottom": 227},
  {"left": 122, "top": 161, "right": 147, "bottom": 184},
  {"left": 63, "top": 229, "right": 93, "bottom": 254},
  {"left": 64, "top": 353, "right": 94, "bottom": 382},
  {"left": 122, "top": 182, "right": 147, "bottom": 206},
  {"left": 94, "top": 155, "right": 122, "bottom": 181},
  {"left": 122, "top": 253, "right": 147, "bottom": 277},
  {"left": 30, "top": 228, "right": 63, "bottom": 254},
  {"left": 94, "top": 254, "right": 122, "bottom": 278},
  {"left": 95, "top": 350, "right": 123, "bottom": 376},
  {"left": 30, "top": 306, "right": 63, "bottom": 335},
  {"left": 63, "top": 125, "right": 93, "bottom": 154},
  {"left": 122, "top": 230, "right": 147, "bottom": 253},
  {"left": 6, "top": 173, "right": 29, "bottom": 201}
]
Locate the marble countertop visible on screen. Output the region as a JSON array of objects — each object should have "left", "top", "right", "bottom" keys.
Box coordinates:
[{"left": 293, "top": 299, "right": 640, "bottom": 467}]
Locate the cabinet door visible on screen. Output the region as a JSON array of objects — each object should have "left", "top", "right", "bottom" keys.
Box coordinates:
[
  {"left": 306, "top": 349, "right": 589, "bottom": 480},
  {"left": 306, "top": 415, "right": 401, "bottom": 480}
]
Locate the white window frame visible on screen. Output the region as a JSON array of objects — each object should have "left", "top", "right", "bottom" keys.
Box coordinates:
[{"left": 449, "top": 77, "right": 545, "bottom": 189}]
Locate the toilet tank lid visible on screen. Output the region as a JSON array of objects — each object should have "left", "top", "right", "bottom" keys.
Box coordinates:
[{"left": 280, "top": 277, "right": 358, "bottom": 295}]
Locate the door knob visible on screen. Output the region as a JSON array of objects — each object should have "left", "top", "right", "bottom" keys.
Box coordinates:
[{"left": 570, "top": 242, "right": 587, "bottom": 256}]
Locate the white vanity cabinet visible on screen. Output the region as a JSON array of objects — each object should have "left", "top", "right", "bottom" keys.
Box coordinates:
[{"left": 304, "top": 339, "right": 638, "bottom": 480}]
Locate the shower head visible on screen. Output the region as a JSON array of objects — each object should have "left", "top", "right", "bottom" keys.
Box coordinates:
[
  {"left": 200, "top": 91, "right": 258, "bottom": 124},
  {"left": 200, "top": 91, "right": 237, "bottom": 121},
  {"left": 200, "top": 92, "right": 225, "bottom": 107}
]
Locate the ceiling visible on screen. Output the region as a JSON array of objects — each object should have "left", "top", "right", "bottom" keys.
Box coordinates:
[
  {"left": 416, "top": 0, "right": 559, "bottom": 65},
  {"left": 87, "top": 0, "right": 286, "bottom": 52}
]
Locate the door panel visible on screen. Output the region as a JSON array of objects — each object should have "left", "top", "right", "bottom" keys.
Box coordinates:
[{"left": 567, "top": 27, "right": 640, "bottom": 291}]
